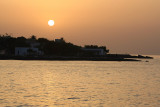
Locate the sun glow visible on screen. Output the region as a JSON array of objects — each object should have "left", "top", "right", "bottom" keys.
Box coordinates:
[{"left": 48, "top": 20, "right": 54, "bottom": 26}]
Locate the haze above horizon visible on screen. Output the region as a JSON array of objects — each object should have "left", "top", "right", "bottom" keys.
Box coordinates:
[{"left": 0, "top": 0, "right": 160, "bottom": 55}]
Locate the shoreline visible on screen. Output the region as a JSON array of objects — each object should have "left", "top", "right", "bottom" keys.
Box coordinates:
[
  {"left": 0, "top": 54, "right": 153, "bottom": 61},
  {"left": 0, "top": 59, "right": 140, "bottom": 61},
  {"left": 0, "top": 57, "right": 142, "bottom": 62}
]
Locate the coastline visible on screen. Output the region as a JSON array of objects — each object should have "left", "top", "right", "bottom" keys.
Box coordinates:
[{"left": 0, "top": 54, "right": 153, "bottom": 61}]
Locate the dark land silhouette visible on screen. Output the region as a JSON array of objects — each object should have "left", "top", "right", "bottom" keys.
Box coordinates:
[{"left": 0, "top": 34, "right": 153, "bottom": 61}]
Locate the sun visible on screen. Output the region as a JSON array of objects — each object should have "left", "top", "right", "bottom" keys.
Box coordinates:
[{"left": 48, "top": 20, "right": 54, "bottom": 26}]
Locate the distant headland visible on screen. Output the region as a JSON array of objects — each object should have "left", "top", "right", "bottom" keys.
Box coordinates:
[{"left": 0, "top": 34, "right": 153, "bottom": 61}]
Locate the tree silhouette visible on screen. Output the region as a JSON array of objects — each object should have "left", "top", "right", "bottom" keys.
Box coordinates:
[
  {"left": 30, "top": 35, "right": 36, "bottom": 40},
  {"left": 0, "top": 34, "right": 109, "bottom": 56}
]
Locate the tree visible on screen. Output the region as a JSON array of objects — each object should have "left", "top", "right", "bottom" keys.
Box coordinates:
[{"left": 30, "top": 35, "right": 36, "bottom": 40}]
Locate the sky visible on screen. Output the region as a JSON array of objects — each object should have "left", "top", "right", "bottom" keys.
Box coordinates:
[{"left": 0, "top": 0, "right": 160, "bottom": 55}]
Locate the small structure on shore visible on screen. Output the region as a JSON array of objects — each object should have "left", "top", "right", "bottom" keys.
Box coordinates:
[
  {"left": 15, "top": 47, "right": 43, "bottom": 56},
  {"left": 82, "top": 48, "right": 106, "bottom": 56},
  {"left": 15, "top": 36, "right": 43, "bottom": 56},
  {"left": 81, "top": 45, "right": 109, "bottom": 56}
]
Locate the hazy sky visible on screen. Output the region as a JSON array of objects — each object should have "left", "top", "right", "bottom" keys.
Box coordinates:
[{"left": 0, "top": 0, "right": 160, "bottom": 54}]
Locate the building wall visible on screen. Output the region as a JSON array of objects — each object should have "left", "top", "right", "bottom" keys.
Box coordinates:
[
  {"left": 15, "top": 47, "right": 42, "bottom": 56},
  {"left": 82, "top": 48, "right": 106, "bottom": 56}
]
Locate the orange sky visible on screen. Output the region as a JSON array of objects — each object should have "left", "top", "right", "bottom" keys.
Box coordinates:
[{"left": 0, "top": 0, "right": 160, "bottom": 54}]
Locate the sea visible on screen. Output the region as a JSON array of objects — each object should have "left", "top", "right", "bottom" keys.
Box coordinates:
[{"left": 0, "top": 55, "right": 160, "bottom": 107}]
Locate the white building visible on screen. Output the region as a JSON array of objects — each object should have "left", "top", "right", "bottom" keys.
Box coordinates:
[
  {"left": 15, "top": 47, "right": 43, "bottom": 56},
  {"left": 15, "top": 38, "right": 43, "bottom": 56},
  {"left": 82, "top": 48, "right": 106, "bottom": 56}
]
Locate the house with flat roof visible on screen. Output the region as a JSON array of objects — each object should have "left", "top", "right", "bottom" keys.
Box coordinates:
[
  {"left": 82, "top": 48, "right": 106, "bottom": 56},
  {"left": 15, "top": 39, "right": 43, "bottom": 56},
  {"left": 15, "top": 47, "right": 43, "bottom": 56}
]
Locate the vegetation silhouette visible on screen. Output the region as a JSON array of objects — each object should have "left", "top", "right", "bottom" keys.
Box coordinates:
[
  {"left": 0, "top": 34, "right": 152, "bottom": 61},
  {"left": 0, "top": 34, "right": 108, "bottom": 57}
]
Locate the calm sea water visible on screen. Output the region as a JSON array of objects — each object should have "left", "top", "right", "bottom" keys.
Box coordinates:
[{"left": 0, "top": 56, "right": 160, "bottom": 107}]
